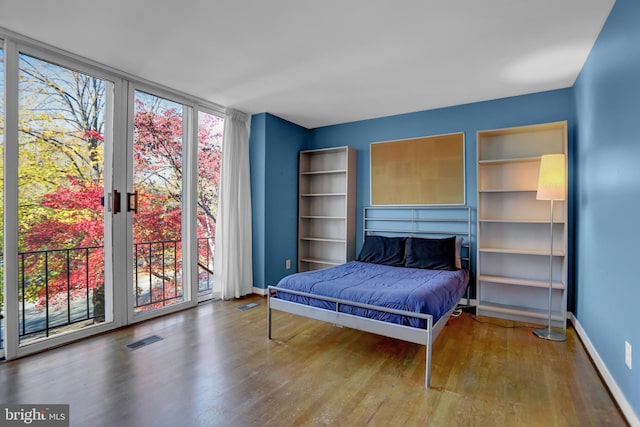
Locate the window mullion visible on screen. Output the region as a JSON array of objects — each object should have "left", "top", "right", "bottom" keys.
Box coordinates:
[
  {"left": 3, "top": 39, "right": 20, "bottom": 360},
  {"left": 183, "top": 104, "right": 198, "bottom": 307}
]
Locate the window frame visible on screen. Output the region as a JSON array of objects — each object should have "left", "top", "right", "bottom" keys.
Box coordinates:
[{"left": 0, "top": 28, "right": 225, "bottom": 359}]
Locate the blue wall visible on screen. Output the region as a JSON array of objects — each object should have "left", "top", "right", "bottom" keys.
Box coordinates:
[
  {"left": 249, "top": 114, "right": 267, "bottom": 289},
  {"left": 309, "top": 90, "right": 575, "bottom": 272},
  {"left": 250, "top": 113, "right": 308, "bottom": 289},
  {"left": 249, "top": 3, "right": 639, "bottom": 417},
  {"left": 250, "top": 92, "right": 575, "bottom": 291},
  {"left": 573, "top": 0, "right": 640, "bottom": 417}
]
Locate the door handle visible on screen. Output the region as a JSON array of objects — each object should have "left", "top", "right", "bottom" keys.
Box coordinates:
[
  {"left": 127, "top": 191, "right": 138, "bottom": 214},
  {"left": 113, "top": 189, "right": 121, "bottom": 214}
]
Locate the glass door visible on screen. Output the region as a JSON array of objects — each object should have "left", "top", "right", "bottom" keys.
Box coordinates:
[
  {"left": 196, "top": 111, "right": 224, "bottom": 301},
  {"left": 130, "top": 89, "right": 189, "bottom": 316},
  {"left": 1, "top": 39, "right": 225, "bottom": 358},
  {"left": 16, "top": 52, "right": 113, "bottom": 346}
]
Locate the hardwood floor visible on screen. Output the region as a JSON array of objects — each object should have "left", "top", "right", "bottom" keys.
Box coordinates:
[{"left": 0, "top": 295, "right": 628, "bottom": 426}]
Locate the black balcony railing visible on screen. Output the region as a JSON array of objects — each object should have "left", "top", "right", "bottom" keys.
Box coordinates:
[
  {"left": 11, "top": 236, "right": 214, "bottom": 343},
  {"left": 18, "top": 245, "right": 104, "bottom": 342},
  {"left": 198, "top": 237, "right": 214, "bottom": 294},
  {"left": 133, "top": 239, "right": 182, "bottom": 310}
]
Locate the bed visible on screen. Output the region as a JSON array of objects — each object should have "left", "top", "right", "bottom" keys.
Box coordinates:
[{"left": 267, "top": 206, "right": 472, "bottom": 389}]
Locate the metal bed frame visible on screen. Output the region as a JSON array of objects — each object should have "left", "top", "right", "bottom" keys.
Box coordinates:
[{"left": 267, "top": 206, "right": 472, "bottom": 389}]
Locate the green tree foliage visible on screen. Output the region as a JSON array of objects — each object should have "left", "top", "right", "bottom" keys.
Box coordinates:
[
  {"left": 14, "top": 55, "right": 223, "bottom": 311},
  {"left": 18, "top": 54, "right": 106, "bottom": 307}
]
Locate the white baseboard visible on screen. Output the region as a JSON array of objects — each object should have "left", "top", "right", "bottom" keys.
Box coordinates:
[
  {"left": 570, "top": 313, "right": 640, "bottom": 427},
  {"left": 252, "top": 287, "right": 267, "bottom": 296}
]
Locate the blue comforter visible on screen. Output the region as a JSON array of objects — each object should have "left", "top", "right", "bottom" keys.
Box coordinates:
[{"left": 274, "top": 261, "right": 469, "bottom": 328}]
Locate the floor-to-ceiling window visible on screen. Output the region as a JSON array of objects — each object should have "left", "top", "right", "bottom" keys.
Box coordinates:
[
  {"left": 17, "top": 52, "right": 111, "bottom": 345},
  {"left": 196, "top": 111, "right": 223, "bottom": 300},
  {"left": 1, "top": 32, "right": 225, "bottom": 358},
  {"left": 132, "top": 90, "right": 186, "bottom": 314}
]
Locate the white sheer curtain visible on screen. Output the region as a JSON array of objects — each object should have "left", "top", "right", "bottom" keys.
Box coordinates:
[{"left": 213, "top": 108, "right": 253, "bottom": 299}]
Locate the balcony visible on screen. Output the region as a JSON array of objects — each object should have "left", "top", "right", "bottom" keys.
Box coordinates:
[{"left": 0, "top": 237, "right": 215, "bottom": 347}]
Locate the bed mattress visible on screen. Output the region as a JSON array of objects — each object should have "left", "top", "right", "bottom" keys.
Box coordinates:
[{"left": 274, "top": 261, "right": 469, "bottom": 327}]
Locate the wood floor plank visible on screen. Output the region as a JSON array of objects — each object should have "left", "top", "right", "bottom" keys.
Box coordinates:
[{"left": 0, "top": 295, "right": 629, "bottom": 426}]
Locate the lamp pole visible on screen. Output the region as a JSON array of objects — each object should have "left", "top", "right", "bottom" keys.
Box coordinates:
[{"left": 533, "top": 198, "right": 566, "bottom": 341}]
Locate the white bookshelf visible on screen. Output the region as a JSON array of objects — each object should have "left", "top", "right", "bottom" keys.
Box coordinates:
[
  {"left": 476, "top": 122, "right": 568, "bottom": 329},
  {"left": 298, "top": 146, "right": 356, "bottom": 272}
]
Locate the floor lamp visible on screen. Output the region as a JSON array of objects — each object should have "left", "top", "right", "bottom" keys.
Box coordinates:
[{"left": 533, "top": 154, "right": 566, "bottom": 342}]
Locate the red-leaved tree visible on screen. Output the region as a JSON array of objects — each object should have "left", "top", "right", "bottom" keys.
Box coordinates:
[{"left": 21, "top": 84, "right": 223, "bottom": 311}]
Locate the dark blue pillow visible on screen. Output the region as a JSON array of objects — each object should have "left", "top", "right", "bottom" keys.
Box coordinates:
[
  {"left": 356, "top": 236, "right": 406, "bottom": 266},
  {"left": 404, "top": 236, "right": 457, "bottom": 270}
]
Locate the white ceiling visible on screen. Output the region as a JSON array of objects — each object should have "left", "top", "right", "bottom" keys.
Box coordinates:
[{"left": 0, "top": 0, "right": 615, "bottom": 129}]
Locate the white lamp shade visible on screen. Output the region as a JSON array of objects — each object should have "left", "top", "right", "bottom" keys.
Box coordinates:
[{"left": 537, "top": 154, "right": 566, "bottom": 201}]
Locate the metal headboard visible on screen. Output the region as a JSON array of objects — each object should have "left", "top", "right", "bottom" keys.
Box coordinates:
[{"left": 362, "top": 205, "right": 472, "bottom": 270}]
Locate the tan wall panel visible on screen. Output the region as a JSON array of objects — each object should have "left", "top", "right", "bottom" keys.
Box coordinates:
[{"left": 371, "top": 133, "right": 465, "bottom": 205}]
